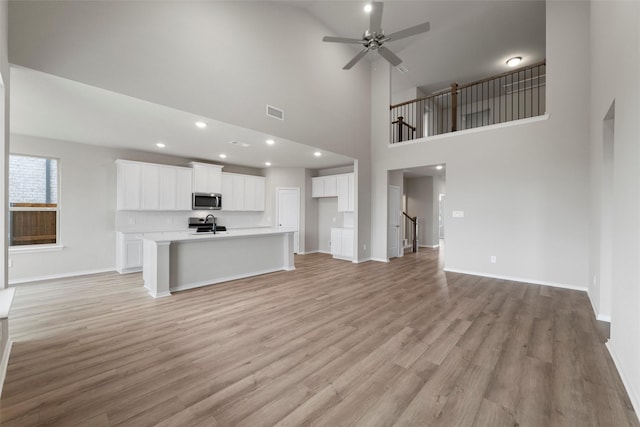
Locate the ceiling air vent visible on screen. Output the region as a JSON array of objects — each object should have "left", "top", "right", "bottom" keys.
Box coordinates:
[{"left": 266, "top": 104, "right": 285, "bottom": 121}]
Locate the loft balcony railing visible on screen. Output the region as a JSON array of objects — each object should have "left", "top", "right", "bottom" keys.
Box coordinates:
[{"left": 390, "top": 61, "right": 546, "bottom": 143}]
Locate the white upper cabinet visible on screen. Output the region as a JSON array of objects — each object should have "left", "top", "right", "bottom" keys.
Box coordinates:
[
  {"left": 159, "top": 166, "right": 193, "bottom": 210},
  {"left": 246, "top": 175, "right": 266, "bottom": 211},
  {"left": 190, "top": 162, "right": 223, "bottom": 194},
  {"left": 116, "top": 160, "right": 193, "bottom": 211},
  {"left": 175, "top": 168, "right": 193, "bottom": 210},
  {"left": 337, "top": 173, "right": 355, "bottom": 212},
  {"left": 313, "top": 173, "right": 354, "bottom": 212},
  {"left": 311, "top": 175, "right": 338, "bottom": 198},
  {"left": 221, "top": 172, "right": 266, "bottom": 211},
  {"left": 117, "top": 161, "right": 142, "bottom": 210}
]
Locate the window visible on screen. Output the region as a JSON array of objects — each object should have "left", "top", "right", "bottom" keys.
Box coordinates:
[{"left": 9, "top": 155, "right": 59, "bottom": 247}]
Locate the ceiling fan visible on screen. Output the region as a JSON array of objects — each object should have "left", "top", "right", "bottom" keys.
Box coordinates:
[{"left": 322, "top": 2, "right": 430, "bottom": 70}]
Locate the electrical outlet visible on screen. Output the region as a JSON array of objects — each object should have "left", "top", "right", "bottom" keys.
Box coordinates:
[
  {"left": 490, "top": 256, "right": 497, "bottom": 264},
  {"left": 8, "top": 259, "right": 12, "bottom": 268},
  {"left": 593, "top": 275, "right": 597, "bottom": 285},
  {"left": 363, "top": 243, "right": 367, "bottom": 251}
]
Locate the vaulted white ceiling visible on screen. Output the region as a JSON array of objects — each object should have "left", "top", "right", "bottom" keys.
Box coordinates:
[
  {"left": 10, "top": 66, "right": 354, "bottom": 169},
  {"left": 291, "top": 1, "right": 545, "bottom": 96},
  {"left": 9, "top": 1, "right": 545, "bottom": 171}
]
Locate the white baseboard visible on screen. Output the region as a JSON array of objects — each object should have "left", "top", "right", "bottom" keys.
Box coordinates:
[
  {"left": 586, "top": 290, "right": 612, "bottom": 323},
  {"left": 9, "top": 268, "right": 116, "bottom": 285},
  {"left": 316, "top": 250, "right": 331, "bottom": 255},
  {"left": 0, "top": 338, "right": 12, "bottom": 398},
  {"left": 149, "top": 291, "right": 171, "bottom": 299},
  {"left": 116, "top": 266, "right": 142, "bottom": 274},
  {"left": 370, "top": 257, "right": 389, "bottom": 263},
  {"left": 419, "top": 244, "right": 440, "bottom": 249},
  {"left": 606, "top": 341, "right": 640, "bottom": 419},
  {"left": 443, "top": 267, "right": 588, "bottom": 293},
  {"left": 353, "top": 257, "right": 371, "bottom": 264}
]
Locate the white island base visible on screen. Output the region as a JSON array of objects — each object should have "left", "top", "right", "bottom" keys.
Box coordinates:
[{"left": 142, "top": 229, "right": 295, "bottom": 298}]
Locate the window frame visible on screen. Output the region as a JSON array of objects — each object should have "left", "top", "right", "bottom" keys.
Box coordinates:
[{"left": 8, "top": 154, "right": 61, "bottom": 251}]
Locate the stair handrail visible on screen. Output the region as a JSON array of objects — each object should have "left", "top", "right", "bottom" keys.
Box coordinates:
[{"left": 402, "top": 211, "right": 418, "bottom": 253}]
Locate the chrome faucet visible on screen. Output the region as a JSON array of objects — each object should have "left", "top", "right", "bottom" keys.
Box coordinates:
[{"left": 205, "top": 214, "right": 217, "bottom": 233}]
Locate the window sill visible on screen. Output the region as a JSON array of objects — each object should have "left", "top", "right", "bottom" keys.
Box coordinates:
[{"left": 9, "top": 244, "right": 65, "bottom": 254}]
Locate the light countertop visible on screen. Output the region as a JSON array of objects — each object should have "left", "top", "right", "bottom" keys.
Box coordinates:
[{"left": 141, "top": 227, "right": 296, "bottom": 243}]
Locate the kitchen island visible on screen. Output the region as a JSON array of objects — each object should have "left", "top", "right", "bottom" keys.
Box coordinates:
[{"left": 141, "top": 228, "right": 295, "bottom": 298}]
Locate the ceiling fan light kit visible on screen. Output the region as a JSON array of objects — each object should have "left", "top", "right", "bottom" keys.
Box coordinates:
[{"left": 322, "top": 1, "right": 430, "bottom": 70}]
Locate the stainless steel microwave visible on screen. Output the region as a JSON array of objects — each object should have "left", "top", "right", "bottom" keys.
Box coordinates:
[{"left": 192, "top": 192, "right": 222, "bottom": 210}]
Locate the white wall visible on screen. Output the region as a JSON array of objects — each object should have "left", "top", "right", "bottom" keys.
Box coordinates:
[
  {"left": 370, "top": 2, "right": 590, "bottom": 289},
  {"left": 0, "top": 0, "right": 8, "bottom": 289},
  {"left": 317, "top": 198, "right": 340, "bottom": 254},
  {"left": 8, "top": 1, "right": 373, "bottom": 264},
  {"left": 433, "top": 175, "right": 446, "bottom": 241},
  {"left": 0, "top": 0, "right": 12, "bottom": 394},
  {"left": 589, "top": 0, "right": 640, "bottom": 415},
  {"left": 304, "top": 168, "right": 318, "bottom": 253}
]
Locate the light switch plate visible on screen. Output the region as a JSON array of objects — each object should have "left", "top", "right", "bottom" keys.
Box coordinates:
[{"left": 452, "top": 211, "right": 464, "bottom": 218}]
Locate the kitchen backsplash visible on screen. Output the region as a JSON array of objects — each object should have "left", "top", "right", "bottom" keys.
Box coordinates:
[{"left": 116, "top": 210, "right": 270, "bottom": 233}]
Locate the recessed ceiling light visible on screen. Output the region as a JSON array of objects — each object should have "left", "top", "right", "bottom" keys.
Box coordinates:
[
  {"left": 436, "top": 165, "right": 443, "bottom": 170},
  {"left": 156, "top": 142, "right": 166, "bottom": 148},
  {"left": 314, "top": 151, "right": 322, "bottom": 157},
  {"left": 266, "top": 139, "right": 275, "bottom": 145},
  {"left": 219, "top": 154, "right": 227, "bottom": 159},
  {"left": 265, "top": 162, "right": 272, "bottom": 166},
  {"left": 364, "top": 4, "right": 372, "bottom": 13},
  {"left": 506, "top": 56, "right": 522, "bottom": 67},
  {"left": 195, "top": 121, "right": 207, "bottom": 129}
]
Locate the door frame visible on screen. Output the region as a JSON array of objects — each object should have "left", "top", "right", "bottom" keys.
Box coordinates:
[
  {"left": 276, "top": 187, "right": 300, "bottom": 254},
  {"left": 388, "top": 185, "right": 401, "bottom": 260}
]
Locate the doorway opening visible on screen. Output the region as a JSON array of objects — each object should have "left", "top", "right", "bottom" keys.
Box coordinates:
[{"left": 388, "top": 164, "right": 446, "bottom": 261}]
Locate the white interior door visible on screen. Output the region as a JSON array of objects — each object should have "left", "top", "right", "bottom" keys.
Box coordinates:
[
  {"left": 276, "top": 187, "right": 300, "bottom": 254},
  {"left": 388, "top": 185, "right": 401, "bottom": 259}
]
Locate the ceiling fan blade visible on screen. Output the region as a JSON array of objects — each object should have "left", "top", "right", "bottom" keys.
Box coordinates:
[
  {"left": 323, "top": 36, "right": 364, "bottom": 44},
  {"left": 386, "top": 22, "right": 430, "bottom": 42},
  {"left": 369, "top": 2, "right": 384, "bottom": 34},
  {"left": 377, "top": 46, "right": 403, "bottom": 67},
  {"left": 343, "top": 48, "right": 369, "bottom": 70}
]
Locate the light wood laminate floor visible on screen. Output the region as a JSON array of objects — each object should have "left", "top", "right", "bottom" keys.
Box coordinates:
[{"left": 1, "top": 249, "right": 638, "bottom": 426}]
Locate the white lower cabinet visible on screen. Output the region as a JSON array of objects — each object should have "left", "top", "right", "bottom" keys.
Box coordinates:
[
  {"left": 116, "top": 232, "right": 143, "bottom": 273},
  {"left": 331, "top": 227, "right": 354, "bottom": 260}
]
